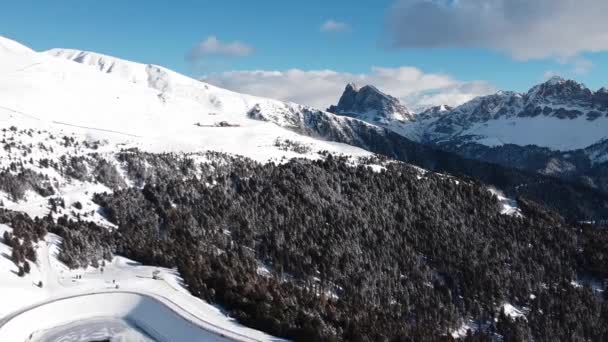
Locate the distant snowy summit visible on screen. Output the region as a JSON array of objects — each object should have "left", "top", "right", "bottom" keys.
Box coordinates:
[
  {"left": 328, "top": 76, "right": 608, "bottom": 151},
  {"left": 45, "top": 48, "right": 175, "bottom": 93},
  {"left": 443, "top": 76, "right": 608, "bottom": 125}
]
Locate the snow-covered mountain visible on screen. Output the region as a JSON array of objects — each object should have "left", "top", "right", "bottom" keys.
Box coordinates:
[
  {"left": 329, "top": 76, "right": 608, "bottom": 152},
  {"left": 5, "top": 34, "right": 608, "bottom": 214},
  {"left": 0, "top": 36, "right": 372, "bottom": 163},
  {"left": 3, "top": 35, "right": 608, "bottom": 219},
  {"left": 326, "top": 83, "right": 424, "bottom": 141},
  {"left": 424, "top": 76, "right": 608, "bottom": 150},
  {"left": 422, "top": 77, "right": 608, "bottom": 185},
  {"left": 326, "top": 77, "right": 608, "bottom": 194}
]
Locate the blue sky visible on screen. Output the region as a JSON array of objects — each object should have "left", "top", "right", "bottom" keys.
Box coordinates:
[{"left": 2, "top": 0, "right": 607, "bottom": 109}]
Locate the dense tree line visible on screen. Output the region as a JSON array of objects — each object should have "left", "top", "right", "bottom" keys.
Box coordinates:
[
  {"left": 251, "top": 106, "right": 608, "bottom": 222},
  {"left": 3, "top": 150, "right": 608, "bottom": 340},
  {"left": 5, "top": 122, "right": 608, "bottom": 223},
  {"left": 0, "top": 209, "right": 47, "bottom": 277},
  {"left": 438, "top": 141, "right": 608, "bottom": 196},
  {"left": 73, "top": 152, "right": 608, "bottom": 340}
]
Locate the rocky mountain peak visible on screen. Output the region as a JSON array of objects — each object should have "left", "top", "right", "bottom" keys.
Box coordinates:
[
  {"left": 327, "top": 84, "right": 414, "bottom": 123},
  {"left": 545, "top": 75, "right": 566, "bottom": 85},
  {"left": 344, "top": 82, "right": 359, "bottom": 92},
  {"left": 527, "top": 76, "right": 592, "bottom": 104}
]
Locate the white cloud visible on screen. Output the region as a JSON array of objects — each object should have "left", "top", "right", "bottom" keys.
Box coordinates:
[
  {"left": 387, "top": 0, "right": 608, "bottom": 61},
  {"left": 543, "top": 70, "right": 560, "bottom": 80},
  {"left": 187, "top": 36, "right": 253, "bottom": 60},
  {"left": 543, "top": 57, "right": 594, "bottom": 81},
  {"left": 320, "top": 20, "right": 351, "bottom": 33},
  {"left": 569, "top": 58, "right": 594, "bottom": 75},
  {"left": 202, "top": 67, "right": 495, "bottom": 111}
]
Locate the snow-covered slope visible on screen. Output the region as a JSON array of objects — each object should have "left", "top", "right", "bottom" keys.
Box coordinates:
[
  {"left": 0, "top": 35, "right": 33, "bottom": 54},
  {"left": 0, "top": 36, "right": 371, "bottom": 163}
]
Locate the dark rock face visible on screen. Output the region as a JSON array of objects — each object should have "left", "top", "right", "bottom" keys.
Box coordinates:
[
  {"left": 416, "top": 105, "right": 453, "bottom": 120},
  {"left": 527, "top": 77, "right": 594, "bottom": 106},
  {"left": 327, "top": 83, "right": 414, "bottom": 123},
  {"left": 431, "top": 77, "right": 604, "bottom": 128},
  {"left": 594, "top": 87, "right": 608, "bottom": 110}
]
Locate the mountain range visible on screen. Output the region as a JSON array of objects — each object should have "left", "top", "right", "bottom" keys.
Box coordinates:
[{"left": 328, "top": 77, "right": 608, "bottom": 194}]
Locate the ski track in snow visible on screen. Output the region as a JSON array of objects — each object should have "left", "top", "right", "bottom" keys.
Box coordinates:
[
  {"left": 0, "top": 229, "right": 286, "bottom": 342},
  {"left": 1, "top": 292, "right": 263, "bottom": 342}
]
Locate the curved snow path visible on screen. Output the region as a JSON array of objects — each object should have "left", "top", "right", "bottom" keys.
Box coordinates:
[
  {"left": 0, "top": 290, "right": 265, "bottom": 342},
  {"left": 0, "top": 103, "right": 142, "bottom": 138},
  {"left": 31, "top": 317, "right": 155, "bottom": 342},
  {"left": 1, "top": 236, "right": 284, "bottom": 342}
]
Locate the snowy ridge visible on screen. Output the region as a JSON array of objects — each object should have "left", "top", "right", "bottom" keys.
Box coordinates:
[
  {"left": 0, "top": 36, "right": 33, "bottom": 54},
  {"left": 424, "top": 77, "right": 608, "bottom": 150},
  {"left": 0, "top": 36, "right": 372, "bottom": 163},
  {"left": 45, "top": 48, "right": 175, "bottom": 93}
]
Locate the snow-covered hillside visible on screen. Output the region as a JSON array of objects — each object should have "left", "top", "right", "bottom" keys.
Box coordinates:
[{"left": 0, "top": 36, "right": 371, "bottom": 163}]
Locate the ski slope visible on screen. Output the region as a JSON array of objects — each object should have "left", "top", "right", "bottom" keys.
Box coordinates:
[
  {"left": 0, "top": 292, "right": 267, "bottom": 342},
  {"left": 0, "top": 224, "right": 285, "bottom": 341}
]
